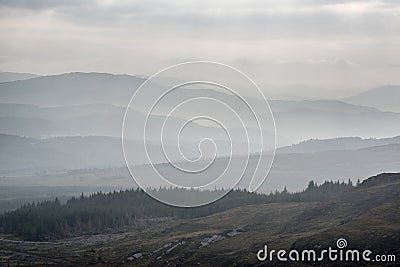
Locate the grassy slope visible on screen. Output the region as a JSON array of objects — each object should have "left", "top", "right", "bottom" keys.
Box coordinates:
[{"left": 0, "top": 173, "right": 399, "bottom": 266}]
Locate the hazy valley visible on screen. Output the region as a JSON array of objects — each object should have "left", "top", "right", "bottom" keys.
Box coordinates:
[{"left": 0, "top": 72, "right": 399, "bottom": 266}]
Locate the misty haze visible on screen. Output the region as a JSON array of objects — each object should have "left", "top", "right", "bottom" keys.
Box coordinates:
[{"left": 0, "top": 0, "right": 399, "bottom": 266}]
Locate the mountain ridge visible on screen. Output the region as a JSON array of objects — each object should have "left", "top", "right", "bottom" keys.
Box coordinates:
[
  {"left": 344, "top": 85, "right": 400, "bottom": 112},
  {"left": 0, "top": 72, "right": 40, "bottom": 82},
  {"left": 278, "top": 135, "right": 400, "bottom": 154}
]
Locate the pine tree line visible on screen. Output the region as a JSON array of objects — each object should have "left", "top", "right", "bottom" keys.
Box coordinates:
[{"left": 0, "top": 179, "right": 354, "bottom": 241}]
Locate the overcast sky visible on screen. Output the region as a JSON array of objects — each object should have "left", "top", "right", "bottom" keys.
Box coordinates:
[{"left": 0, "top": 0, "right": 399, "bottom": 99}]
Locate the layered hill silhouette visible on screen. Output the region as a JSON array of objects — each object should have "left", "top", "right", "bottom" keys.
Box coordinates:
[
  {"left": 0, "top": 134, "right": 202, "bottom": 172},
  {"left": 344, "top": 85, "right": 400, "bottom": 113},
  {"left": 278, "top": 135, "right": 400, "bottom": 153},
  {"left": 1, "top": 134, "right": 399, "bottom": 193},
  {"left": 0, "top": 72, "right": 144, "bottom": 106},
  {"left": 0, "top": 72, "right": 40, "bottom": 83},
  {"left": 1, "top": 73, "right": 400, "bottom": 144}
]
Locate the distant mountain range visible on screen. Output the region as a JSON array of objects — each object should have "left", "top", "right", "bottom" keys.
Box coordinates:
[
  {"left": 343, "top": 85, "right": 400, "bottom": 113},
  {"left": 0, "top": 72, "right": 144, "bottom": 106},
  {"left": 278, "top": 135, "right": 400, "bottom": 153},
  {"left": 0, "top": 72, "right": 40, "bottom": 82},
  {"left": 264, "top": 143, "right": 400, "bottom": 191},
  {"left": 0, "top": 103, "right": 200, "bottom": 139},
  {"left": 1, "top": 72, "right": 400, "bottom": 145},
  {"left": 1, "top": 134, "right": 399, "bottom": 193},
  {"left": 3, "top": 100, "right": 398, "bottom": 145},
  {"left": 271, "top": 99, "right": 400, "bottom": 143},
  {"left": 0, "top": 72, "right": 399, "bottom": 187},
  {"left": 1, "top": 72, "right": 398, "bottom": 113},
  {"left": 144, "top": 142, "right": 400, "bottom": 192},
  {"left": 0, "top": 134, "right": 201, "bottom": 173}
]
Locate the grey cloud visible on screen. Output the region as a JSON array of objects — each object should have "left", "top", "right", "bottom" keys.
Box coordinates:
[
  {"left": 2, "top": 0, "right": 399, "bottom": 39},
  {"left": 51, "top": 3, "right": 400, "bottom": 39},
  {"left": 0, "top": 0, "right": 399, "bottom": 94},
  {"left": 0, "top": 0, "right": 93, "bottom": 9}
]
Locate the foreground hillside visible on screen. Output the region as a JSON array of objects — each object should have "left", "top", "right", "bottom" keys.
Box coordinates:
[{"left": 0, "top": 173, "right": 399, "bottom": 266}]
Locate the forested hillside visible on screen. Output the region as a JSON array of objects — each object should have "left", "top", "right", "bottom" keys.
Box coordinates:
[{"left": 0, "top": 180, "right": 354, "bottom": 241}]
